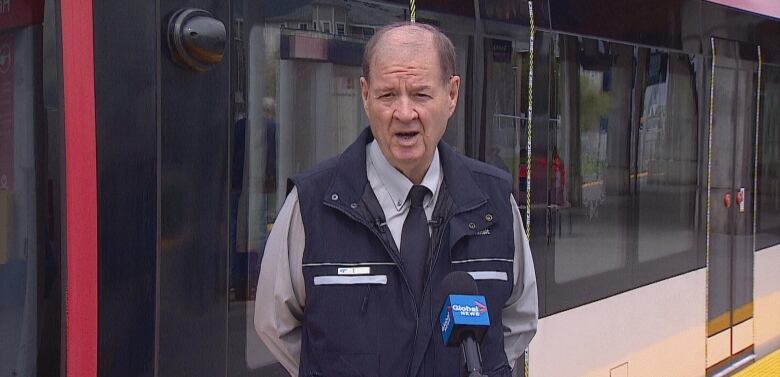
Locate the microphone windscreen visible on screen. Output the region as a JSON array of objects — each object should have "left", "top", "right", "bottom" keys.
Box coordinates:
[{"left": 440, "top": 271, "right": 478, "bottom": 302}]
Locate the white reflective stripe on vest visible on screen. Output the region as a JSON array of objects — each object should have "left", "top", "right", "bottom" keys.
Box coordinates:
[
  {"left": 313, "top": 275, "right": 388, "bottom": 285},
  {"left": 467, "top": 271, "right": 509, "bottom": 281}
]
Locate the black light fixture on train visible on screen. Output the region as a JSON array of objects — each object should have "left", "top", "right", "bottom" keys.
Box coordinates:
[{"left": 167, "top": 8, "right": 226, "bottom": 72}]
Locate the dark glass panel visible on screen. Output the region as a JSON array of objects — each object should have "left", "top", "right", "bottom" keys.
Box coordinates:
[
  {"left": 702, "top": 2, "right": 778, "bottom": 51},
  {"left": 548, "top": 0, "right": 701, "bottom": 53},
  {"left": 552, "top": 36, "right": 632, "bottom": 283},
  {"left": 541, "top": 34, "right": 634, "bottom": 314},
  {"left": 0, "top": 0, "right": 61, "bottom": 375},
  {"left": 482, "top": 38, "right": 530, "bottom": 192},
  {"left": 384, "top": 0, "right": 475, "bottom": 18},
  {"left": 479, "top": 0, "right": 531, "bottom": 27},
  {"left": 635, "top": 50, "right": 699, "bottom": 268},
  {"left": 0, "top": 25, "right": 41, "bottom": 377},
  {"left": 756, "top": 61, "right": 780, "bottom": 250}
]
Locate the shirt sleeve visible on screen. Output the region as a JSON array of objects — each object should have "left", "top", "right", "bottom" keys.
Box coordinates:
[
  {"left": 254, "top": 187, "right": 306, "bottom": 377},
  {"left": 502, "top": 195, "right": 539, "bottom": 368}
]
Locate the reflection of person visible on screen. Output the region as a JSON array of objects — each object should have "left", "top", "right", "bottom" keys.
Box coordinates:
[
  {"left": 254, "top": 22, "right": 537, "bottom": 377},
  {"left": 551, "top": 147, "right": 567, "bottom": 205},
  {"left": 517, "top": 148, "right": 567, "bottom": 205},
  {"left": 262, "top": 98, "right": 278, "bottom": 196},
  {"left": 486, "top": 146, "right": 509, "bottom": 173}
]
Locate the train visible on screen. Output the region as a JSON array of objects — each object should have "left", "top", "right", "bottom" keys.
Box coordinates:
[{"left": 1, "top": 0, "right": 779, "bottom": 376}]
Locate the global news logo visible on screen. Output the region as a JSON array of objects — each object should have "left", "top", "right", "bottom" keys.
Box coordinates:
[{"left": 451, "top": 301, "right": 487, "bottom": 317}]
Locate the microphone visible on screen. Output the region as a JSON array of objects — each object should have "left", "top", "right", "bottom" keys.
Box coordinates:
[{"left": 438, "top": 271, "right": 489, "bottom": 377}]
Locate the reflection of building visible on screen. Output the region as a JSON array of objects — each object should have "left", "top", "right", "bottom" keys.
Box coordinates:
[{"left": 267, "top": 0, "right": 402, "bottom": 38}]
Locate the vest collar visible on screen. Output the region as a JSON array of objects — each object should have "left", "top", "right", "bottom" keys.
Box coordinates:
[{"left": 324, "top": 127, "right": 488, "bottom": 214}]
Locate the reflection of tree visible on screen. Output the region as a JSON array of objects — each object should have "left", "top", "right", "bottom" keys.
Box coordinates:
[
  {"left": 578, "top": 73, "right": 609, "bottom": 132},
  {"left": 578, "top": 73, "right": 608, "bottom": 182},
  {"left": 581, "top": 156, "right": 602, "bottom": 181}
]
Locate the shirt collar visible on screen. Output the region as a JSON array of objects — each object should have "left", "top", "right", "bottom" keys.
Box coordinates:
[{"left": 368, "top": 140, "right": 441, "bottom": 211}]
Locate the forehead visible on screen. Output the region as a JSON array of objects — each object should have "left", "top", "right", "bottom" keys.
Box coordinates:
[{"left": 369, "top": 27, "right": 441, "bottom": 83}]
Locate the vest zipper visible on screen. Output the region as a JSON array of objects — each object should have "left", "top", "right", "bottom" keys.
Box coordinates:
[
  {"left": 423, "top": 198, "right": 485, "bottom": 309},
  {"left": 324, "top": 200, "right": 423, "bottom": 377},
  {"left": 408, "top": 199, "right": 486, "bottom": 377},
  {"left": 325, "top": 198, "right": 487, "bottom": 377}
]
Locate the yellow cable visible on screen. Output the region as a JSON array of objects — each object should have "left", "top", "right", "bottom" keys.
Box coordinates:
[
  {"left": 525, "top": 1, "right": 535, "bottom": 239},
  {"left": 752, "top": 45, "right": 762, "bottom": 348},
  {"left": 705, "top": 36, "right": 716, "bottom": 367},
  {"left": 524, "top": 3, "right": 535, "bottom": 377}
]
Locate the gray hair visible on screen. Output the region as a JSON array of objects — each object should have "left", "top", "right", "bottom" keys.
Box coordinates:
[{"left": 361, "top": 21, "right": 457, "bottom": 84}]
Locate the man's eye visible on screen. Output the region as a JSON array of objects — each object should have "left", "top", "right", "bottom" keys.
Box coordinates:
[
  {"left": 415, "top": 93, "right": 432, "bottom": 99},
  {"left": 378, "top": 93, "right": 394, "bottom": 99}
]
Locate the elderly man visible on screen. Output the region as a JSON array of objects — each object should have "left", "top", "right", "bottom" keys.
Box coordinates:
[{"left": 255, "top": 22, "right": 537, "bottom": 377}]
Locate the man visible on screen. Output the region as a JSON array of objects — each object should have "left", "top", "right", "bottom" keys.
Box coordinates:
[{"left": 255, "top": 22, "right": 537, "bottom": 377}]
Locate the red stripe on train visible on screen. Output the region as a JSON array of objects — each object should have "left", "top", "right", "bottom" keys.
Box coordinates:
[{"left": 61, "top": 0, "right": 97, "bottom": 376}]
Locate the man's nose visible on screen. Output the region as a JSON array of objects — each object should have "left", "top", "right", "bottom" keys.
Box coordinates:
[{"left": 393, "top": 96, "right": 418, "bottom": 122}]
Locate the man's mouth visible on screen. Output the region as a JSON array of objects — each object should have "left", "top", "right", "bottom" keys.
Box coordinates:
[{"left": 396, "top": 131, "right": 420, "bottom": 141}]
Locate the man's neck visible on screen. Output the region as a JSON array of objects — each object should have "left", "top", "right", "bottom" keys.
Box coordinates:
[{"left": 397, "top": 163, "right": 431, "bottom": 185}]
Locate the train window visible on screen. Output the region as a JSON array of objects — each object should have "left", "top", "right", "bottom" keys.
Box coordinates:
[
  {"left": 0, "top": 0, "right": 63, "bottom": 375},
  {"left": 539, "top": 34, "right": 706, "bottom": 314},
  {"left": 636, "top": 51, "right": 699, "bottom": 265},
  {"left": 229, "top": 1, "right": 474, "bottom": 375},
  {"left": 551, "top": 36, "right": 632, "bottom": 284},
  {"left": 757, "top": 61, "right": 780, "bottom": 250},
  {"left": 482, "top": 38, "right": 530, "bottom": 186}
]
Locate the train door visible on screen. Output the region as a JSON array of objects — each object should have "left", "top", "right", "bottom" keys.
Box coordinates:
[{"left": 705, "top": 37, "right": 759, "bottom": 376}]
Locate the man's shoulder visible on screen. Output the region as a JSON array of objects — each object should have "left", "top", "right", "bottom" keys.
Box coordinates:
[{"left": 454, "top": 153, "right": 513, "bottom": 185}]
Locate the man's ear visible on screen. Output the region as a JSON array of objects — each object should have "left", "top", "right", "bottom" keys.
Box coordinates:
[
  {"left": 448, "top": 75, "right": 460, "bottom": 116},
  {"left": 360, "top": 77, "right": 370, "bottom": 114}
]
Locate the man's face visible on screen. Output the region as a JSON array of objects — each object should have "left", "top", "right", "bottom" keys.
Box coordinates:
[{"left": 360, "top": 27, "right": 460, "bottom": 181}]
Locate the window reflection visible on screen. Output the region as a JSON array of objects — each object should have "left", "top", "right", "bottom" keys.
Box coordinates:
[
  {"left": 0, "top": 27, "right": 37, "bottom": 376},
  {"left": 552, "top": 36, "right": 631, "bottom": 283},
  {"left": 229, "top": 1, "right": 472, "bottom": 374},
  {"left": 483, "top": 38, "right": 530, "bottom": 195},
  {"left": 636, "top": 51, "right": 698, "bottom": 262},
  {"left": 757, "top": 63, "right": 780, "bottom": 249},
  {"left": 0, "top": 4, "right": 62, "bottom": 372}
]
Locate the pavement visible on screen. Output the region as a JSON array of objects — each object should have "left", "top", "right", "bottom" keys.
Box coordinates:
[{"left": 733, "top": 349, "right": 780, "bottom": 377}]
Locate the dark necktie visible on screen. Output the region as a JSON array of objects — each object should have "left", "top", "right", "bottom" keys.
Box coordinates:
[{"left": 400, "top": 185, "right": 431, "bottom": 307}]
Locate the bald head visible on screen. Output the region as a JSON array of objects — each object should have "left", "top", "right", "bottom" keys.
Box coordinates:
[{"left": 362, "top": 22, "right": 457, "bottom": 84}]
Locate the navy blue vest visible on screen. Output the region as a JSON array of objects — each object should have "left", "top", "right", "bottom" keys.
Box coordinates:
[{"left": 291, "top": 129, "right": 516, "bottom": 377}]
